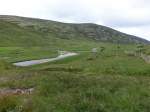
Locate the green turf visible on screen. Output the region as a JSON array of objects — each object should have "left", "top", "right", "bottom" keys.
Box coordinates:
[
  {"left": 0, "top": 43, "right": 150, "bottom": 112},
  {"left": 0, "top": 15, "right": 150, "bottom": 112}
]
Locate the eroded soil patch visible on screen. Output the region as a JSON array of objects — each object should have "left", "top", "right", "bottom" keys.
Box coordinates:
[{"left": 0, "top": 88, "right": 34, "bottom": 96}]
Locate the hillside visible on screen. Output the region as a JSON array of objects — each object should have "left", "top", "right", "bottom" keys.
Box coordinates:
[
  {"left": 0, "top": 15, "right": 149, "bottom": 46},
  {"left": 0, "top": 15, "right": 150, "bottom": 112}
]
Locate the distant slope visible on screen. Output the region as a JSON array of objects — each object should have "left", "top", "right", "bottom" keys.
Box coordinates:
[{"left": 0, "top": 15, "right": 149, "bottom": 46}]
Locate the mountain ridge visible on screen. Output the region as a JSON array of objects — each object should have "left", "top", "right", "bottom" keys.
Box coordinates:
[{"left": 0, "top": 15, "right": 149, "bottom": 46}]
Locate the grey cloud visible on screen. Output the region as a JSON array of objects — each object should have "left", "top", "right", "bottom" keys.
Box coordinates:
[
  {"left": 102, "top": 16, "right": 150, "bottom": 27},
  {"left": 41, "top": 0, "right": 150, "bottom": 28}
]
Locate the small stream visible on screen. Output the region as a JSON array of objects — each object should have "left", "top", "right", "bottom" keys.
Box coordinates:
[{"left": 13, "top": 52, "right": 78, "bottom": 67}]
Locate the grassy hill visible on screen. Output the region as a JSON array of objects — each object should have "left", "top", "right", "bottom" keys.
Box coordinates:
[
  {"left": 0, "top": 15, "right": 149, "bottom": 46},
  {"left": 0, "top": 15, "right": 150, "bottom": 112}
]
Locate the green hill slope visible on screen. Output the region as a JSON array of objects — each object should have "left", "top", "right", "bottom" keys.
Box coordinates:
[
  {"left": 0, "top": 15, "right": 149, "bottom": 46},
  {"left": 0, "top": 15, "right": 150, "bottom": 112}
]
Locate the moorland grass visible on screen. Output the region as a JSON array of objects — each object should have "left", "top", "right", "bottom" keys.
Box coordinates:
[{"left": 0, "top": 44, "right": 150, "bottom": 112}]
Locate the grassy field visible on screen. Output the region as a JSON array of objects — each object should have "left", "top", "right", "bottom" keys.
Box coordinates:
[
  {"left": 0, "top": 15, "right": 150, "bottom": 112},
  {"left": 0, "top": 42, "right": 150, "bottom": 112}
]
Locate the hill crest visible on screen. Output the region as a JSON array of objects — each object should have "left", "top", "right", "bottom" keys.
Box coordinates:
[{"left": 0, "top": 15, "right": 149, "bottom": 46}]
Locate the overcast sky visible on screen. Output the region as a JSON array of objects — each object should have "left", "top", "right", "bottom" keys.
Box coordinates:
[{"left": 0, "top": 0, "right": 150, "bottom": 40}]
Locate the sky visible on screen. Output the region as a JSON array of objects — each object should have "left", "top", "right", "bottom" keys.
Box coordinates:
[{"left": 0, "top": 0, "right": 150, "bottom": 40}]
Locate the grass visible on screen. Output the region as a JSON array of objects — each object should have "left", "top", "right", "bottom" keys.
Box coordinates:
[
  {"left": 0, "top": 70, "right": 150, "bottom": 112},
  {"left": 0, "top": 43, "right": 150, "bottom": 112},
  {"left": 0, "top": 15, "right": 150, "bottom": 112}
]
